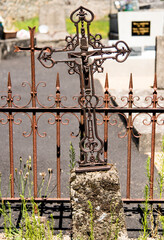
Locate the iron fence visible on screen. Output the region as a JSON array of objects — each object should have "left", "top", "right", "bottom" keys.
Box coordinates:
[{"left": 0, "top": 6, "right": 164, "bottom": 205}]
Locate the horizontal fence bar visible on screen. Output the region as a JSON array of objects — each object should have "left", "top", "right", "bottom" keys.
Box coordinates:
[
  {"left": 122, "top": 198, "right": 164, "bottom": 203},
  {"left": 0, "top": 107, "right": 164, "bottom": 113},
  {"left": 0, "top": 197, "right": 70, "bottom": 203},
  {"left": 2, "top": 197, "right": 164, "bottom": 204}
]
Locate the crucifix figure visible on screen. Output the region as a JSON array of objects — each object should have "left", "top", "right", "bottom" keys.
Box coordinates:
[{"left": 38, "top": 6, "right": 131, "bottom": 168}]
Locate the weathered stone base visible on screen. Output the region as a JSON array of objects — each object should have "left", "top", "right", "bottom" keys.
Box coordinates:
[{"left": 70, "top": 165, "right": 127, "bottom": 240}]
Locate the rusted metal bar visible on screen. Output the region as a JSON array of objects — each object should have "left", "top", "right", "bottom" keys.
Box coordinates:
[
  {"left": 0, "top": 197, "right": 70, "bottom": 203},
  {"left": 0, "top": 107, "right": 164, "bottom": 113},
  {"left": 29, "top": 27, "right": 38, "bottom": 198},
  {"left": 2, "top": 197, "right": 164, "bottom": 204},
  {"left": 104, "top": 73, "right": 109, "bottom": 161},
  {"left": 150, "top": 75, "right": 157, "bottom": 199},
  {"left": 56, "top": 73, "right": 61, "bottom": 198},
  {"left": 15, "top": 27, "right": 39, "bottom": 198},
  {"left": 122, "top": 198, "right": 164, "bottom": 203},
  {"left": 79, "top": 67, "right": 85, "bottom": 162},
  {"left": 126, "top": 74, "right": 133, "bottom": 199},
  {"left": 80, "top": 110, "right": 85, "bottom": 161},
  {"left": 7, "top": 73, "right": 14, "bottom": 198}
]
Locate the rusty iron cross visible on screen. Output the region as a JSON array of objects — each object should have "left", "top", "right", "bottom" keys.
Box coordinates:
[{"left": 38, "top": 6, "right": 131, "bottom": 169}]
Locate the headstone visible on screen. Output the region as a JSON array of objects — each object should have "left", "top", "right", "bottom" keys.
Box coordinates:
[
  {"left": 39, "top": 2, "right": 67, "bottom": 35},
  {"left": 118, "top": 11, "right": 164, "bottom": 49},
  {"left": 156, "top": 36, "right": 164, "bottom": 89},
  {"left": 70, "top": 165, "right": 127, "bottom": 240}
]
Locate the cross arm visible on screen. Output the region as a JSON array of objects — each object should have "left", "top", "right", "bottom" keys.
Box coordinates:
[{"left": 14, "top": 46, "right": 42, "bottom": 52}]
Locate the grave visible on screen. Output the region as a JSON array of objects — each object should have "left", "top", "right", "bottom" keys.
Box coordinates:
[
  {"left": 37, "top": 2, "right": 68, "bottom": 47},
  {"left": 156, "top": 35, "right": 164, "bottom": 89},
  {"left": 118, "top": 11, "right": 164, "bottom": 51}
]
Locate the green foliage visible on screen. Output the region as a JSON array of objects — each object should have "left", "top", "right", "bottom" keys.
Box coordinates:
[
  {"left": 69, "top": 142, "right": 76, "bottom": 169},
  {"left": 142, "top": 157, "right": 150, "bottom": 237},
  {"left": 56, "top": 230, "right": 63, "bottom": 239},
  {"left": 88, "top": 200, "right": 94, "bottom": 240},
  {"left": 0, "top": 196, "right": 54, "bottom": 239},
  {"left": 14, "top": 17, "right": 39, "bottom": 32},
  {"left": 139, "top": 138, "right": 164, "bottom": 239},
  {"left": 157, "top": 137, "right": 164, "bottom": 199},
  {"left": 0, "top": 156, "right": 56, "bottom": 239},
  {"left": 66, "top": 16, "right": 109, "bottom": 39}
]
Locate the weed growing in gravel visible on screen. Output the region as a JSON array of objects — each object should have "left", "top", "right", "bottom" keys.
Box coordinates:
[{"left": 0, "top": 156, "right": 58, "bottom": 240}]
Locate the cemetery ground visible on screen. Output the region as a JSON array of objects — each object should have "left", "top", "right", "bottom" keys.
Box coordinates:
[{"left": 0, "top": 50, "right": 163, "bottom": 239}]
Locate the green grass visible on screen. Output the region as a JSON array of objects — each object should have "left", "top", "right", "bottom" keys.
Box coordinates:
[
  {"left": 13, "top": 15, "right": 109, "bottom": 39},
  {"left": 66, "top": 16, "right": 109, "bottom": 39},
  {"left": 14, "top": 16, "right": 39, "bottom": 32}
]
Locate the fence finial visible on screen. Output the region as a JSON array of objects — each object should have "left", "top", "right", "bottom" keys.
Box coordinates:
[
  {"left": 8, "top": 72, "right": 12, "bottom": 91},
  {"left": 153, "top": 73, "right": 157, "bottom": 90},
  {"left": 56, "top": 72, "right": 60, "bottom": 91},
  {"left": 105, "top": 73, "right": 109, "bottom": 92},
  {"left": 129, "top": 73, "right": 133, "bottom": 91}
]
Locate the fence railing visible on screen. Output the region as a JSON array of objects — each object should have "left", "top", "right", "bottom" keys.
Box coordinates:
[
  {"left": 0, "top": 6, "right": 164, "bottom": 204},
  {"left": 0, "top": 60, "right": 164, "bottom": 203}
]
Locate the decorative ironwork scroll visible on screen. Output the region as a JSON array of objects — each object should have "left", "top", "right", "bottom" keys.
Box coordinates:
[{"left": 38, "top": 6, "right": 131, "bottom": 169}]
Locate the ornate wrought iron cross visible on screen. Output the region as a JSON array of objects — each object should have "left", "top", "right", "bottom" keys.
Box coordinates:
[{"left": 38, "top": 6, "right": 131, "bottom": 169}]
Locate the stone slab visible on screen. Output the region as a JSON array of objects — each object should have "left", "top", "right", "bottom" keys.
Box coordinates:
[
  {"left": 39, "top": 2, "right": 66, "bottom": 35},
  {"left": 156, "top": 35, "right": 164, "bottom": 89},
  {"left": 118, "top": 11, "right": 164, "bottom": 48}
]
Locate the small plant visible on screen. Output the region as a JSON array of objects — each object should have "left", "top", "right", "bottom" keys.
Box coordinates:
[
  {"left": 56, "top": 230, "right": 63, "bottom": 239},
  {"left": 157, "top": 137, "right": 164, "bottom": 199},
  {"left": 15, "top": 156, "right": 33, "bottom": 197},
  {"left": 139, "top": 137, "right": 164, "bottom": 239},
  {"left": 88, "top": 200, "right": 94, "bottom": 240},
  {"left": 108, "top": 204, "right": 120, "bottom": 240},
  {"left": 0, "top": 156, "right": 57, "bottom": 239},
  {"left": 144, "top": 156, "right": 151, "bottom": 238},
  {"left": 69, "top": 142, "right": 76, "bottom": 170}
]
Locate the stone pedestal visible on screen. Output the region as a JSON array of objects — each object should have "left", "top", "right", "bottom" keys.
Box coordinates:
[
  {"left": 70, "top": 165, "right": 127, "bottom": 240},
  {"left": 156, "top": 36, "right": 164, "bottom": 89}
]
